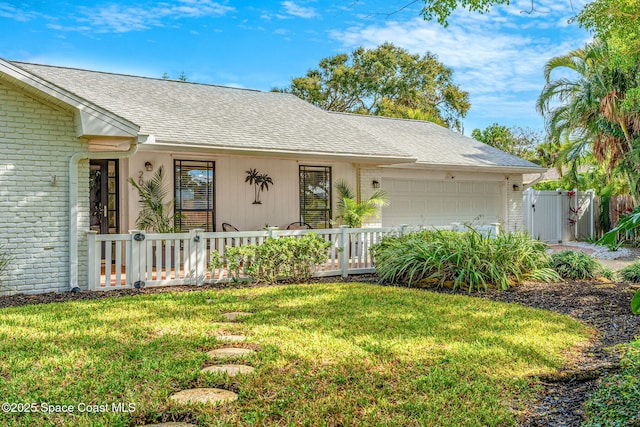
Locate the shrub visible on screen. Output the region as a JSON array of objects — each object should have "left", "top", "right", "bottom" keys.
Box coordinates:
[
  {"left": 632, "top": 290, "right": 640, "bottom": 315},
  {"left": 549, "top": 250, "right": 605, "bottom": 280},
  {"left": 211, "top": 234, "right": 331, "bottom": 284},
  {"left": 370, "top": 229, "right": 558, "bottom": 292},
  {"left": 583, "top": 341, "right": 640, "bottom": 426},
  {"left": 619, "top": 261, "right": 640, "bottom": 283}
]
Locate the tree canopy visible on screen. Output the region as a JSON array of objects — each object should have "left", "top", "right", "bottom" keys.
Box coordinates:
[
  {"left": 471, "top": 123, "right": 540, "bottom": 161},
  {"left": 418, "top": 0, "right": 640, "bottom": 59},
  {"left": 274, "top": 43, "right": 470, "bottom": 130}
]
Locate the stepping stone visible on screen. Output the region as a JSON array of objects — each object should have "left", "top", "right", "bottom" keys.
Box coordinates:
[
  {"left": 169, "top": 388, "right": 238, "bottom": 405},
  {"left": 216, "top": 335, "right": 246, "bottom": 343},
  {"left": 209, "top": 322, "right": 236, "bottom": 329},
  {"left": 201, "top": 364, "right": 255, "bottom": 376},
  {"left": 222, "top": 311, "right": 252, "bottom": 321},
  {"left": 207, "top": 347, "right": 256, "bottom": 359},
  {"left": 141, "top": 423, "right": 196, "bottom": 427}
]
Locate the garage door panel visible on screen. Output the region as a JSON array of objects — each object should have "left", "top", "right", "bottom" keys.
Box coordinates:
[
  {"left": 443, "top": 181, "right": 457, "bottom": 193},
  {"left": 382, "top": 178, "right": 500, "bottom": 227},
  {"left": 427, "top": 181, "right": 442, "bottom": 192},
  {"left": 394, "top": 180, "right": 412, "bottom": 192},
  {"left": 486, "top": 183, "right": 499, "bottom": 193},
  {"left": 458, "top": 182, "right": 472, "bottom": 193}
]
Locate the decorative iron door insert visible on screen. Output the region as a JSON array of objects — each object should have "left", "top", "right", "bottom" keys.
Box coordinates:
[{"left": 89, "top": 159, "right": 119, "bottom": 234}]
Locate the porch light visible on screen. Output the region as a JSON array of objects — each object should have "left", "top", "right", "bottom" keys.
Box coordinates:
[
  {"left": 513, "top": 184, "right": 520, "bottom": 191},
  {"left": 372, "top": 180, "right": 380, "bottom": 189},
  {"left": 144, "top": 161, "right": 153, "bottom": 172}
]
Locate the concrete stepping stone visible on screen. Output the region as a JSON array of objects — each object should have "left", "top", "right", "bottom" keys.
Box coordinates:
[
  {"left": 222, "top": 311, "right": 252, "bottom": 321},
  {"left": 201, "top": 364, "right": 255, "bottom": 376},
  {"left": 216, "top": 335, "right": 246, "bottom": 343},
  {"left": 141, "top": 423, "right": 196, "bottom": 427},
  {"left": 207, "top": 347, "right": 256, "bottom": 359},
  {"left": 169, "top": 388, "right": 238, "bottom": 405},
  {"left": 209, "top": 322, "right": 236, "bottom": 329}
]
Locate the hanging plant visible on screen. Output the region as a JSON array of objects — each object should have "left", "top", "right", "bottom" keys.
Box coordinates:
[{"left": 245, "top": 168, "right": 274, "bottom": 204}]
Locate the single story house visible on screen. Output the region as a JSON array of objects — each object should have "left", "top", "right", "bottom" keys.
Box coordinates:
[{"left": 0, "top": 58, "right": 544, "bottom": 294}]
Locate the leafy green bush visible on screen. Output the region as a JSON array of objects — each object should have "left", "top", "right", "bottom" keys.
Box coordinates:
[
  {"left": 632, "top": 290, "right": 640, "bottom": 315},
  {"left": 583, "top": 340, "right": 640, "bottom": 426},
  {"left": 617, "top": 262, "right": 640, "bottom": 314},
  {"left": 619, "top": 261, "right": 640, "bottom": 283},
  {"left": 211, "top": 234, "right": 331, "bottom": 284},
  {"left": 549, "top": 250, "right": 605, "bottom": 280},
  {"left": 370, "top": 229, "right": 558, "bottom": 292}
]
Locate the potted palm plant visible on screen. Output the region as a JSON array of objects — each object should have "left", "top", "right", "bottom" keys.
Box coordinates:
[
  {"left": 335, "top": 179, "right": 388, "bottom": 256},
  {"left": 129, "top": 165, "right": 181, "bottom": 233},
  {"left": 335, "top": 179, "right": 388, "bottom": 228},
  {"left": 129, "top": 165, "right": 182, "bottom": 267}
]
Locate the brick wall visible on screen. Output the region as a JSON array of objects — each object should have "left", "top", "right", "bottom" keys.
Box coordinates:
[
  {"left": 507, "top": 176, "right": 524, "bottom": 232},
  {"left": 0, "top": 82, "right": 88, "bottom": 294}
]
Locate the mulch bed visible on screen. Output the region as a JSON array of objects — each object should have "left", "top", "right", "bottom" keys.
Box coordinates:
[
  {"left": 475, "top": 280, "right": 640, "bottom": 426},
  {"left": 1, "top": 277, "right": 639, "bottom": 426}
]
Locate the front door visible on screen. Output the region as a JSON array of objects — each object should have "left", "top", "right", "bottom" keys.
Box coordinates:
[{"left": 89, "top": 160, "right": 119, "bottom": 234}]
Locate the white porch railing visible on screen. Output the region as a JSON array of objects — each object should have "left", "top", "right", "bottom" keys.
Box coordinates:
[{"left": 87, "top": 223, "right": 500, "bottom": 291}]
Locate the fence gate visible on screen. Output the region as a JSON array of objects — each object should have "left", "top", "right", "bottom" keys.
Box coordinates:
[{"left": 523, "top": 188, "right": 595, "bottom": 243}]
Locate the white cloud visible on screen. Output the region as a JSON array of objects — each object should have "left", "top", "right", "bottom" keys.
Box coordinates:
[
  {"left": 329, "top": 6, "right": 590, "bottom": 130},
  {"left": 51, "top": 1, "right": 235, "bottom": 33},
  {"left": 281, "top": 1, "right": 317, "bottom": 19},
  {"left": 0, "top": 2, "right": 47, "bottom": 22}
]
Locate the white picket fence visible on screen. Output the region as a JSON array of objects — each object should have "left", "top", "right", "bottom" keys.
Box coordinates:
[{"left": 87, "top": 223, "right": 500, "bottom": 291}]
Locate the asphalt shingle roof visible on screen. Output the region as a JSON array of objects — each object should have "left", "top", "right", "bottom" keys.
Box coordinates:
[
  {"left": 332, "top": 112, "right": 542, "bottom": 170},
  {"left": 11, "top": 61, "right": 543, "bottom": 171}
]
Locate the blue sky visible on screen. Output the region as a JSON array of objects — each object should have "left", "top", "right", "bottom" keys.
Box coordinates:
[{"left": 1, "top": 0, "right": 590, "bottom": 134}]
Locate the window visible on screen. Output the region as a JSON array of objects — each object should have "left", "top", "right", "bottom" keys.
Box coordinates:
[
  {"left": 299, "top": 165, "right": 331, "bottom": 228},
  {"left": 174, "top": 160, "right": 215, "bottom": 232}
]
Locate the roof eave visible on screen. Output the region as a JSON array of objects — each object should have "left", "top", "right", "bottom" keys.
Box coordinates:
[
  {"left": 139, "top": 139, "right": 418, "bottom": 164},
  {"left": 383, "top": 161, "right": 546, "bottom": 174},
  {"left": 0, "top": 58, "right": 139, "bottom": 138}
]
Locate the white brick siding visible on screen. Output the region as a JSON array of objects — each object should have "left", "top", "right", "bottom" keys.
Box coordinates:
[
  {"left": 0, "top": 82, "right": 89, "bottom": 294},
  {"left": 507, "top": 175, "right": 524, "bottom": 232}
]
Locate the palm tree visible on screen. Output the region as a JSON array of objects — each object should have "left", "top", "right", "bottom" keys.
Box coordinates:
[
  {"left": 128, "top": 165, "right": 180, "bottom": 233},
  {"left": 335, "top": 180, "right": 388, "bottom": 228},
  {"left": 536, "top": 40, "right": 640, "bottom": 203}
]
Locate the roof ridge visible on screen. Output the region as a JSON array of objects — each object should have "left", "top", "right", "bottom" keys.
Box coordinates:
[
  {"left": 10, "top": 60, "right": 265, "bottom": 93},
  {"left": 329, "top": 111, "right": 444, "bottom": 127}
]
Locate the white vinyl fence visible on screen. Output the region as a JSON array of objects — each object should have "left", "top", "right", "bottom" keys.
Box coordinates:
[
  {"left": 87, "top": 223, "right": 500, "bottom": 291},
  {"left": 523, "top": 188, "right": 595, "bottom": 243}
]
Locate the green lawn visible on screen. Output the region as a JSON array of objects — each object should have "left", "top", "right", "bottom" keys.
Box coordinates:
[{"left": 0, "top": 283, "right": 590, "bottom": 426}]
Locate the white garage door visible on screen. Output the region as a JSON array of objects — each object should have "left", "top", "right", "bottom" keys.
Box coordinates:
[{"left": 382, "top": 179, "right": 501, "bottom": 227}]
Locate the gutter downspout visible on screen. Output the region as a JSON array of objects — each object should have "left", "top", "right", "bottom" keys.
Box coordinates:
[
  {"left": 525, "top": 172, "right": 546, "bottom": 188},
  {"left": 69, "top": 141, "right": 138, "bottom": 292}
]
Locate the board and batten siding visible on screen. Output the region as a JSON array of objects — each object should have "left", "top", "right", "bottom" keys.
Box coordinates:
[
  {"left": 0, "top": 81, "right": 90, "bottom": 294},
  {"left": 126, "top": 151, "right": 357, "bottom": 232}
]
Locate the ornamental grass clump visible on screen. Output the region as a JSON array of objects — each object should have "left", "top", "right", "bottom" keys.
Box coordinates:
[
  {"left": 370, "top": 229, "right": 558, "bottom": 292},
  {"left": 549, "top": 250, "right": 604, "bottom": 280},
  {"left": 619, "top": 261, "right": 640, "bottom": 283}
]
